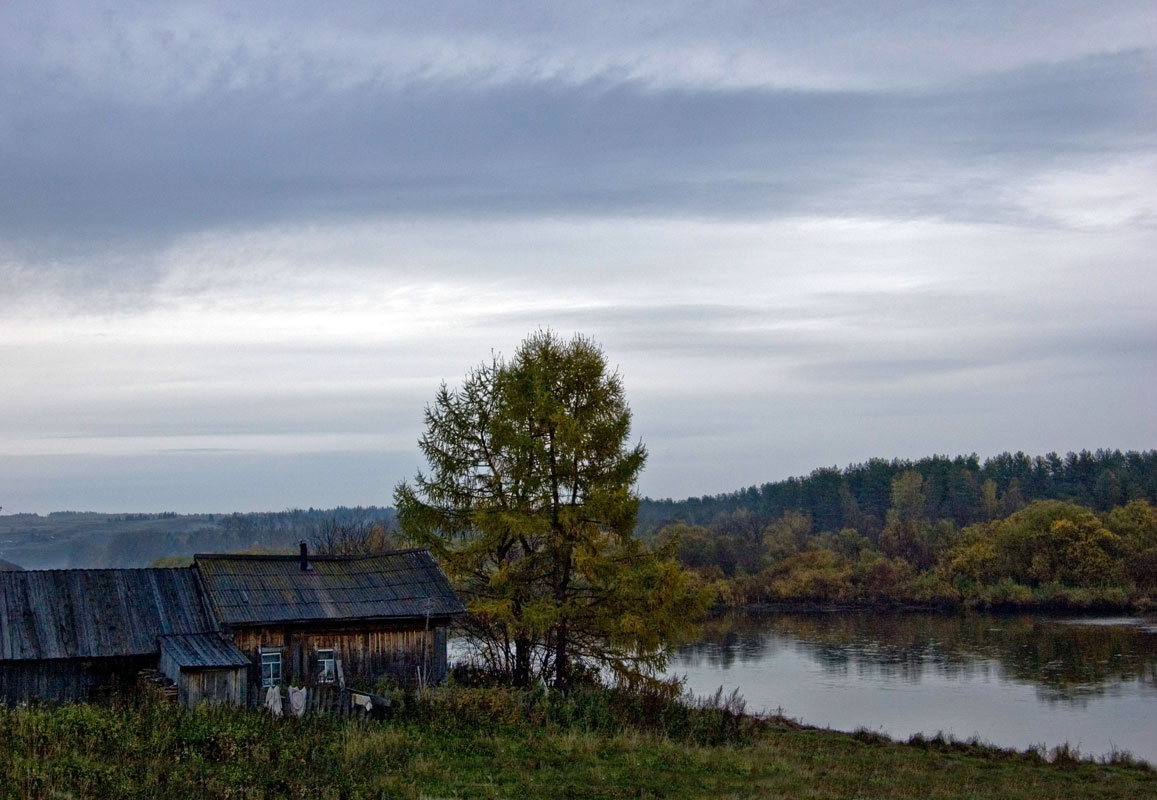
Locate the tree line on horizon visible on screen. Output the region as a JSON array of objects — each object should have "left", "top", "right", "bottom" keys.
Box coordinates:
[
  {"left": 0, "top": 506, "right": 397, "bottom": 569},
  {"left": 4, "top": 449, "right": 1154, "bottom": 573},
  {"left": 639, "top": 448, "right": 1157, "bottom": 536}
]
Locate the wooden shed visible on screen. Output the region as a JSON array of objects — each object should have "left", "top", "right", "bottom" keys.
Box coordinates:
[
  {"left": 0, "top": 568, "right": 220, "bottom": 705},
  {"left": 159, "top": 632, "right": 250, "bottom": 707},
  {"left": 195, "top": 546, "right": 465, "bottom": 697}
]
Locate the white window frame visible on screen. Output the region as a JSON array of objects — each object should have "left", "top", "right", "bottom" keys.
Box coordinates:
[
  {"left": 261, "top": 650, "right": 282, "bottom": 688},
  {"left": 317, "top": 648, "right": 336, "bottom": 683}
]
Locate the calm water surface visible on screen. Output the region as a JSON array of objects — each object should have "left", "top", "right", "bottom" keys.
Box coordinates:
[{"left": 670, "top": 610, "right": 1157, "bottom": 763}]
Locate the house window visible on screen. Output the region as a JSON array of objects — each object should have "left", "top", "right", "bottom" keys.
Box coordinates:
[
  {"left": 261, "top": 651, "right": 282, "bottom": 687},
  {"left": 317, "top": 649, "right": 336, "bottom": 683}
]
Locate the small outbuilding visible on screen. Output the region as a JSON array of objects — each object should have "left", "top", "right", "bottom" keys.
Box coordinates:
[{"left": 159, "top": 632, "right": 251, "bottom": 707}]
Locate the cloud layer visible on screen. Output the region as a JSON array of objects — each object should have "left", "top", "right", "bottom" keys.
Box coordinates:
[{"left": 1, "top": 2, "right": 1154, "bottom": 511}]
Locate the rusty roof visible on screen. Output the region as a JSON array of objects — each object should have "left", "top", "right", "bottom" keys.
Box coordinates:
[
  {"left": 160, "top": 632, "right": 250, "bottom": 669},
  {"left": 0, "top": 568, "right": 218, "bottom": 661},
  {"left": 194, "top": 548, "right": 464, "bottom": 626}
]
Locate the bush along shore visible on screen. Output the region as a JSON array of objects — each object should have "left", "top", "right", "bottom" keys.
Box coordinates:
[
  {"left": 659, "top": 495, "right": 1157, "bottom": 614},
  {"left": 1, "top": 686, "right": 1153, "bottom": 799}
]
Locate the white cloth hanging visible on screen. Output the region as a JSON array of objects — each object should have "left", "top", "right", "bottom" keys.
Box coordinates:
[
  {"left": 287, "top": 686, "right": 307, "bottom": 717},
  {"left": 264, "top": 685, "right": 283, "bottom": 717},
  {"left": 351, "top": 692, "right": 373, "bottom": 713}
]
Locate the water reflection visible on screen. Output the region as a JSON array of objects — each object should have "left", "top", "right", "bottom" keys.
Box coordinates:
[{"left": 675, "top": 610, "right": 1157, "bottom": 704}]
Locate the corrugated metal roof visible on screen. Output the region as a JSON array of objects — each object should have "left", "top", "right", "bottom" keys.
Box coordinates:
[
  {"left": 0, "top": 568, "right": 217, "bottom": 661},
  {"left": 195, "top": 548, "right": 465, "bottom": 626},
  {"left": 159, "top": 633, "right": 250, "bottom": 669}
]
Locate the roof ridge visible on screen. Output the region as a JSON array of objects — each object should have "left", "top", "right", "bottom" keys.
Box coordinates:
[
  {"left": 0, "top": 566, "right": 193, "bottom": 575},
  {"left": 194, "top": 547, "right": 430, "bottom": 561}
]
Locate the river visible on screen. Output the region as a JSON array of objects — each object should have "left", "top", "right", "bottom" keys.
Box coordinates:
[{"left": 669, "top": 609, "right": 1157, "bottom": 764}]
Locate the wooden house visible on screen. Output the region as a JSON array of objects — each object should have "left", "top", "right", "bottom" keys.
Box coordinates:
[
  {"left": 194, "top": 546, "right": 464, "bottom": 696},
  {"left": 0, "top": 545, "right": 463, "bottom": 708}
]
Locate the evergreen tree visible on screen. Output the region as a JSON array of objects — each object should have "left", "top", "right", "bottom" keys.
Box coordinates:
[{"left": 395, "top": 331, "right": 707, "bottom": 688}]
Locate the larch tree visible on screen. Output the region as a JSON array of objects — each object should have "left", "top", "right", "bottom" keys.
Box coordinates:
[{"left": 394, "top": 331, "right": 707, "bottom": 689}]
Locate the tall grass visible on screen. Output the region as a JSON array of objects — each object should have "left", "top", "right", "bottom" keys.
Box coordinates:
[{"left": 1, "top": 688, "right": 1153, "bottom": 799}]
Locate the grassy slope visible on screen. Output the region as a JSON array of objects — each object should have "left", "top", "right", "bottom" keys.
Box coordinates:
[{"left": 1, "top": 698, "right": 1152, "bottom": 800}]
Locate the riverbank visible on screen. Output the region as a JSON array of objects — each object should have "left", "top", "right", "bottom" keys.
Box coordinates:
[
  {"left": 710, "top": 570, "right": 1157, "bottom": 615},
  {"left": 714, "top": 594, "right": 1157, "bottom": 615},
  {"left": 674, "top": 608, "right": 1157, "bottom": 765},
  {"left": 2, "top": 688, "right": 1152, "bottom": 799}
]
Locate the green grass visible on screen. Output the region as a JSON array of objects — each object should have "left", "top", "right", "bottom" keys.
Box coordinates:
[{"left": 0, "top": 689, "right": 1152, "bottom": 799}]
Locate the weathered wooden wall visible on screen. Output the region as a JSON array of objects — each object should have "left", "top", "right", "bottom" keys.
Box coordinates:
[
  {"left": 0, "top": 655, "right": 153, "bottom": 706},
  {"left": 178, "top": 667, "right": 247, "bottom": 708},
  {"left": 158, "top": 648, "right": 178, "bottom": 690},
  {"left": 231, "top": 620, "right": 450, "bottom": 694},
  {"left": 159, "top": 645, "right": 247, "bottom": 708}
]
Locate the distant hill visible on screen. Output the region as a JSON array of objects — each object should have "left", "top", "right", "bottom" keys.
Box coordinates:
[
  {"left": 0, "top": 558, "right": 23, "bottom": 571},
  {"left": 5, "top": 448, "right": 1154, "bottom": 570},
  {"left": 0, "top": 507, "right": 395, "bottom": 570},
  {"left": 638, "top": 449, "right": 1157, "bottom": 536}
]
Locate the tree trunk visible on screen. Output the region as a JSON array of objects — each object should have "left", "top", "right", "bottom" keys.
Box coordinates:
[
  {"left": 553, "top": 618, "right": 569, "bottom": 690},
  {"left": 552, "top": 540, "right": 573, "bottom": 689},
  {"left": 514, "top": 637, "right": 531, "bottom": 687}
]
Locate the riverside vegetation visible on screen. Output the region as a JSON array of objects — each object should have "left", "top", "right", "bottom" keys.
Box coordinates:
[
  {"left": 643, "top": 451, "right": 1157, "bottom": 611},
  {"left": 2, "top": 684, "right": 1154, "bottom": 799}
]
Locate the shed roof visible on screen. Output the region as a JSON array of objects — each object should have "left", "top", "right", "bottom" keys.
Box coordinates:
[
  {"left": 0, "top": 568, "right": 217, "bottom": 661},
  {"left": 160, "top": 633, "right": 250, "bottom": 669},
  {"left": 194, "top": 548, "right": 465, "bottom": 626}
]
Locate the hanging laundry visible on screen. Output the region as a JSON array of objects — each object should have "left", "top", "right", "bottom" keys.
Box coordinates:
[
  {"left": 264, "top": 685, "right": 283, "bottom": 717},
  {"left": 287, "top": 686, "right": 307, "bottom": 717},
  {"left": 350, "top": 692, "right": 373, "bottom": 713}
]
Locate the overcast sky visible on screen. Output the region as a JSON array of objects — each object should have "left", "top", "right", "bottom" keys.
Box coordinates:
[{"left": 1, "top": 1, "right": 1154, "bottom": 513}]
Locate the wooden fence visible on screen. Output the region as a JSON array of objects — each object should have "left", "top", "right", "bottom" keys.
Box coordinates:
[{"left": 258, "top": 682, "right": 392, "bottom": 719}]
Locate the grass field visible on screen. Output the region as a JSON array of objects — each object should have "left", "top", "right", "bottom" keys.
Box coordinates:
[{"left": 1, "top": 688, "right": 1152, "bottom": 799}]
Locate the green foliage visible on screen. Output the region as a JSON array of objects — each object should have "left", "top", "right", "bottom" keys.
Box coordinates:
[
  {"left": 148, "top": 555, "right": 193, "bottom": 568},
  {"left": 879, "top": 471, "right": 944, "bottom": 568},
  {"left": 1104, "top": 500, "right": 1157, "bottom": 590},
  {"left": 943, "top": 501, "right": 1128, "bottom": 592},
  {"left": 763, "top": 510, "right": 812, "bottom": 562},
  {"left": 674, "top": 493, "right": 1157, "bottom": 611},
  {"left": 396, "top": 331, "right": 709, "bottom": 688},
  {"left": 640, "top": 448, "right": 1157, "bottom": 533}
]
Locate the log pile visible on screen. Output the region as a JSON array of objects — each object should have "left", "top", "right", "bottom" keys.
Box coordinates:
[{"left": 137, "top": 668, "right": 178, "bottom": 703}]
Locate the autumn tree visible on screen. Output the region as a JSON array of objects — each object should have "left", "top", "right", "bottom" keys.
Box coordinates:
[
  {"left": 395, "top": 331, "right": 708, "bottom": 688},
  {"left": 880, "top": 470, "right": 955, "bottom": 570},
  {"left": 310, "top": 517, "right": 393, "bottom": 556},
  {"left": 879, "top": 471, "right": 930, "bottom": 566},
  {"left": 942, "top": 500, "right": 1128, "bottom": 591}
]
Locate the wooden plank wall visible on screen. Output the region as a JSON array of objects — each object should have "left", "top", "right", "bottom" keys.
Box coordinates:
[
  {"left": 179, "top": 667, "right": 246, "bottom": 708},
  {"left": 0, "top": 656, "right": 153, "bottom": 706},
  {"left": 232, "top": 622, "right": 450, "bottom": 696}
]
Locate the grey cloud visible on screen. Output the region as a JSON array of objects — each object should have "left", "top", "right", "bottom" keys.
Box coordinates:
[
  {"left": 474, "top": 290, "right": 1157, "bottom": 368},
  {"left": 1, "top": 2, "right": 1154, "bottom": 512},
  {"left": 5, "top": 2, "right": 1151, "bottom": 96},
  {"left": 791, "top": 321, "right": 1157, "bottom": 385},
  {"left": 0, "top": 364, "right": 428, "bottom": 443},
  {"left": 1, "top": 47, "right": 1151, "bottom": 248}
]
